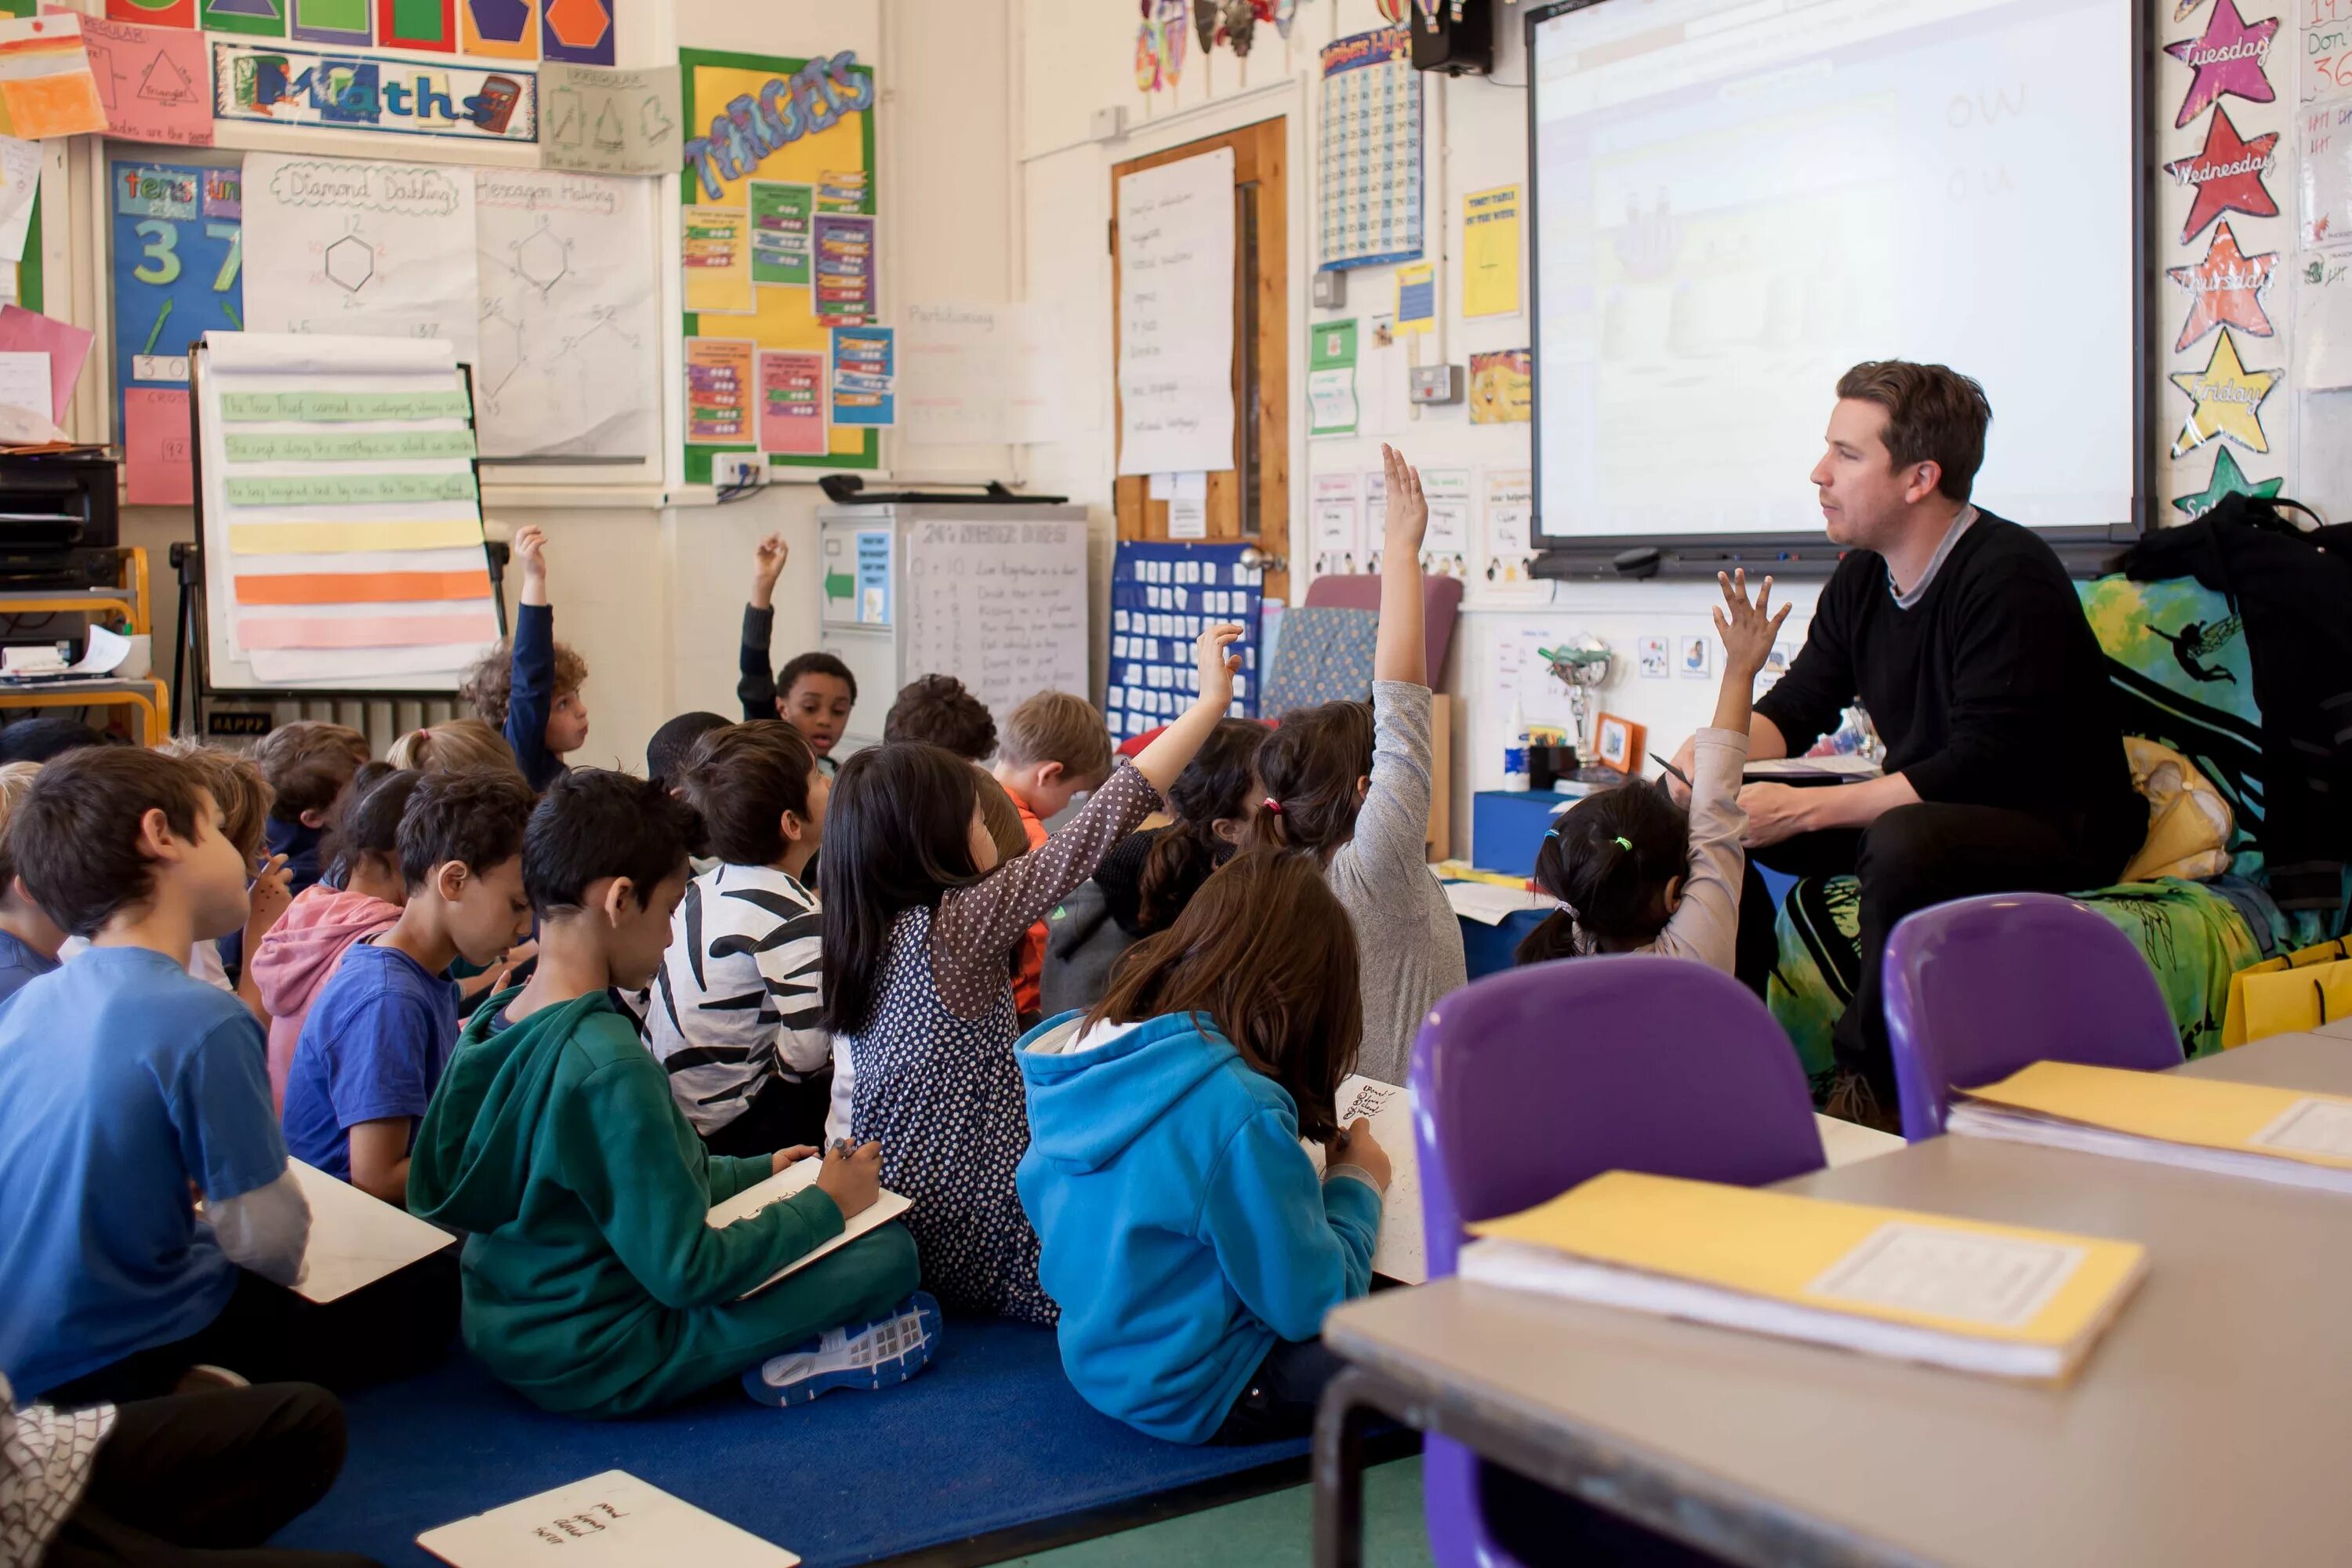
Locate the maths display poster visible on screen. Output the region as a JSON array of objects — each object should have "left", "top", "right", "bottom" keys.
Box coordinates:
[
  {"left": 109, "top": 160, "right": 243, "bottom": 504},
  {"left": 1317, "top": 27, "right": 1420, "bottom": 270},
  {"left": 681, "top": 47, "right": 879, "bottom": 481}
]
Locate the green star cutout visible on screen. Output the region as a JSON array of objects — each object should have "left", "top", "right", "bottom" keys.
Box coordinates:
[{"left": 2172, "top": 445, "right": 2281, "bottom": 520}]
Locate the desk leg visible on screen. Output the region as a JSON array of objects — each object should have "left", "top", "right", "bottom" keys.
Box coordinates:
[{"left": 1312, "top": 1366, "right": 1383, "bottom": 1568}]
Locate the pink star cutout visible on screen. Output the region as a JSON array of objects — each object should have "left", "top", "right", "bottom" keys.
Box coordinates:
[{"left": 2167, "top": 0, "right": 2279, "bottom": 129}]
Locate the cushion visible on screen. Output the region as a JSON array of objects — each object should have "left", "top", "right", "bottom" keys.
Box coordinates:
[{"left": 1258, "top": 605, "right": 1378, "bottom": 716}]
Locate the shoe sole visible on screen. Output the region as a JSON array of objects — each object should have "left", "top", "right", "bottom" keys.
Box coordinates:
[{"left": 749, "top": 1294, "right": 942, "bottom": 1408}]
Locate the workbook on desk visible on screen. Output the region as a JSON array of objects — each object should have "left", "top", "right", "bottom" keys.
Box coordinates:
[
  {"left": 1949, "top": 1062, "right": 2352, "bottom": 1196},
  {"left": 707, "top": 1157, "right": 912, "bottom": 1300},
  {"left": 1305, "top": 1076, "right": 1426, "bottom": 1285},
  {"left": 1461, "top": 1171, "right": 2146, "bottom": 1384},
  {"left": 419, "top": 1470, "right": 798, "bottom": 1566}
]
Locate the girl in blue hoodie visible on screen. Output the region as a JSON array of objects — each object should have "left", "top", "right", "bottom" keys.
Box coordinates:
[{"left": 1015, "top": 848, "right": 1388, "bottom": 1445}]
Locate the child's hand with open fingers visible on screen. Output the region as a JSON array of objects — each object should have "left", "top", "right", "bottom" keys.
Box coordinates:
[
  {"left": 1713, "top": 568, "right": 1791, "bottom": 681},
  {"left": 1380, "top": 444, "right": 1428, "bottom": 549},
  {"left": 1192, "top": 622, "right": 1245, "bottom": 712}
]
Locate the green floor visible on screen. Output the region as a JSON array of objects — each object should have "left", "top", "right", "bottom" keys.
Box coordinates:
[{"left": 1003, "top": 1457, "right": 1432, "bottom": 1568}]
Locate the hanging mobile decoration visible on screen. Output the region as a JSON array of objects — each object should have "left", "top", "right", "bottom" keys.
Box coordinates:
[
  {"left": 1374, "top": 0, "right": 1405, "bottom": 23},
  {"left": 1194, "top": 0, "right": 1219, "bottom": 52},
  {"left": 1414, "top": 0, "right": 1442, "bottom": 31},
  {"left": 1225, "top": 0, "right": 1255, "bottom": 56},
  {"left": 1272, "top": 0, "right": 1296, "bottom": 38},
  {"left": 1159, "top": 0, "right": 1187, "bottom": 84}
]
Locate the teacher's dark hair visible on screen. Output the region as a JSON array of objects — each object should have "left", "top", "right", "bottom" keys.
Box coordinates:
[{"left": 1835, "top": 360, "right": 1991, "bottom": 503}]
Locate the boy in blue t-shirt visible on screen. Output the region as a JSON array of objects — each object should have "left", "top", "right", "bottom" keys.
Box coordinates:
[
  {"left": 283, "top": 768, "right": 535, "bottom": 1204},
  {"left": 0, "top": 760, "right": 63, "bottom": 1005},
  {"left": 0, "top": 749, "right": 307, "bottom": 1401}
]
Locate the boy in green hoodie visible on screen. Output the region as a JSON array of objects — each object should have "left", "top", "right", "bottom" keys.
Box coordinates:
[{"left": 408, "top": 768, "right": 938, "bottom": 1417}]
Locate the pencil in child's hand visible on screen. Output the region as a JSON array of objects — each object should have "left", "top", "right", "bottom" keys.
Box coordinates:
[{"left": 1650, "top": 753, "right": 1693, "bottom": 791}]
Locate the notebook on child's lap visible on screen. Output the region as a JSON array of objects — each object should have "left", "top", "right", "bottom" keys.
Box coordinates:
[
  {"left": 1949, "top": 1062, "right": 2352, "bottom": 1194},
  {"left": 707, "top": 1156, "right": 913, "bottom": 1299},
  {"left": 1461, "top": 1171, "right": 2146, "bottom": 1384},
  {"left": 286, "top": 1159, "right": 456, "bottom": 1304},
  {"left": 1305, "top": 1075, "right": 1426, "bottom": 1285},
  {"left": 420, "top": 1471, "right": 797, "bottom": 1566}
]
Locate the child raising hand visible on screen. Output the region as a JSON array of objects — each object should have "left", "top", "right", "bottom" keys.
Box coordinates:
[{"left": 1518, "top": 570, "right": 1790, "bottom": 972}]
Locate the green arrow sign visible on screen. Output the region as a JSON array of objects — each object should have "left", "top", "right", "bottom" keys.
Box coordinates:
[{"left": 825, "top": 569, "right": 855, "bottom": 601}]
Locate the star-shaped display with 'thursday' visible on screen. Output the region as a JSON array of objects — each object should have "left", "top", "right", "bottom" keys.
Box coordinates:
[
  {"left": 2166, "top": 220, "right": 2277, "bottom": 350},
  {"left": 2169, "top": 328, "right": 2280, "bottom": 456},
  {"left": 2165, "top": 105, "right": 2280, "bottom": 243},
  {"left": 2172, "top": 445, "right": 2282, "bottom": 519},
  {"left": 2166, "top": 0, "right": 2278, "bottom": 128}
]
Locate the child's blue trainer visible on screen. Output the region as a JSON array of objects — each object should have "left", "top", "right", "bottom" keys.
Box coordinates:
[{"left": 742, "top": 1291, "right": 942, "bottom": 1407}]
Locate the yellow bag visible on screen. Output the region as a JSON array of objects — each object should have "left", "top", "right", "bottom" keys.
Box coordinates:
[
  {"left": 2223, "top": 937, "right": 2352, "bottom": 1048},
  {"left": 2119, "top": 737, "right": 2233, "bottom": 884}
]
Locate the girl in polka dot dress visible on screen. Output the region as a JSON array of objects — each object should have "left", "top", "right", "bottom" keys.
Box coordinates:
[{"left": 819, "top": 626, "right": 1247, "bottom": 1324}]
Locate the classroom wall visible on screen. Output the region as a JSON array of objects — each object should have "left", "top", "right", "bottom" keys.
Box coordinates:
[
  {"left": 1014, "top": 0, "right": 1822, "bottom": 858},
  {"left": 111, "top": 0, "right": 1020, "bottom": 770}
]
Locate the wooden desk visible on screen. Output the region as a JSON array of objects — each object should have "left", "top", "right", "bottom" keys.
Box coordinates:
[{"left": 1316, "top": 1035, "right": 2352, "bottom": 1568}]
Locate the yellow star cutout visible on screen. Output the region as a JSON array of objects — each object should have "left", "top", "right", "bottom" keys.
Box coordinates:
[{"left": 2169, "top": 328, "right": 2278, "bottom": 456}]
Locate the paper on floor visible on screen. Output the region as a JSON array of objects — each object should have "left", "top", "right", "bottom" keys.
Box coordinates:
[{"left": 419, "top": 1471, "right": 799, "bottom": 1567}]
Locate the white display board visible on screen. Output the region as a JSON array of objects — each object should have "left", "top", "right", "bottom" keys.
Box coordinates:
[
  {"left": 1116, "top": 147, "right": 1236, "bottom": 476},
  {"left": 1529, "top": 0, "right": 2138, "bottom": 543},
  {"left": 903, "top": 514, "right": 1087, "bottom": 722},
  {"left": 194, "top": 330, "right": 499, "bottom": 693}
]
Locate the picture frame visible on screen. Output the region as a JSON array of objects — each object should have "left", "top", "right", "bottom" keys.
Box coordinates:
[{"left": 1594, "top": 711, "right": 1645, "bottom": 775}]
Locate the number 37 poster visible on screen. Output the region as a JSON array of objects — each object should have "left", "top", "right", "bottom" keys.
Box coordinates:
[{"left": 110, "top": 161, "right": 244, "bottom": 505}]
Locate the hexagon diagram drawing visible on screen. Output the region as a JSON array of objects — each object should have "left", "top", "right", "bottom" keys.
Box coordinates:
[{"left": 323, "top": 234, "right": 376, "bottom": 295}]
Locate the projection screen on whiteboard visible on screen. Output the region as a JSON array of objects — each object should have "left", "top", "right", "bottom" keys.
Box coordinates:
[{"left": 1527, "top": 0, "right": 2143, "bottom": 550}]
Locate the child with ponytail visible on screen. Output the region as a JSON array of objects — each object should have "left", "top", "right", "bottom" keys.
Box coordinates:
[{"left": 1516, "top": 570, "right": 1789, "bottom": 971}]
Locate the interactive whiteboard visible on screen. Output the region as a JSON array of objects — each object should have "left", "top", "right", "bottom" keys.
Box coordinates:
[{"left": 1528, "top": 0, "right": 2141, "bottom": 546}]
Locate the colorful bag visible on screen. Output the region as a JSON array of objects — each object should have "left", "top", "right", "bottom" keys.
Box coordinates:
[{"left": 2223, "top": 936, "right": 2352, "bottom": 1048}]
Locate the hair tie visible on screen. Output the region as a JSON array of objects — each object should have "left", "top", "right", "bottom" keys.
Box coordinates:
[
  {"left": 1613, "top": 835, "right": 1634, "bottom": 851},
  {"left": 1263, "top": 797, "right": 1285, "bottom": 816},
  {"left": 1543, "top": 828, "right": 1559, "bottom": 840}
]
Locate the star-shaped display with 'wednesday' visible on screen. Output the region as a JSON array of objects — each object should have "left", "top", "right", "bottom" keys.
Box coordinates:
[
  {"left": 2166, "top": 220, "right": 2277, "bottom": 350},
  {"left": 2169, "top": 328, "right": 2279, "bottom": 456},
  {"left": 2172, "top": 445, "right": 2282, "bottom": 519},
  {"left": 2165, "top": 106, "right": 2280, "bottom": 243},
  {"left": 2166, "top": 0, "right": 2278, "bottom": 128}
]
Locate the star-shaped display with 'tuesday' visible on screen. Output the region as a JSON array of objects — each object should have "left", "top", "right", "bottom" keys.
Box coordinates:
[
  {"left": 2169, "top": 328, "right": 2280, "bottom": 456},
  {"left": 2165, "top": 220, "right": 2277, "bottom": 350},
  {"left": 2164, "top": 105, "right": 2280, "bottom": 243},
  {"left": 2166, "top": 0, "right": 2279, "bottom": 128},
  {"left": 2172, "top": 445, "right": 2282, "bottom": 520}
]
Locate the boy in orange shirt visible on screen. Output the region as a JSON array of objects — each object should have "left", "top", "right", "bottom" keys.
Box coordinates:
[{"left": 990, "top": 692, "right": 1112, "bottom": 1023}]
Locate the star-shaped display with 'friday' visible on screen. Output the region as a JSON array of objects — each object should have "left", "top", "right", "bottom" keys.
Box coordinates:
[
  {"left": 2166, "top": 220, "right": 2277, "bottom": 350},
  {"left": 2172, "top": 445, "right": 2282, "bottom": 519},
  {"left": 2169, "top": 328, "right": 2279, "bottom": 456},
  {"left": 2166, "top": 0, "right": 2278, "bottom": 128},
  {"left": 2165, "top": 106, "right": 2280, "bottom": 243}
]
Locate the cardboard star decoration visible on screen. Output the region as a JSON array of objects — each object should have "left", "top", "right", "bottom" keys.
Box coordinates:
[
  {"left": 2164, "top": 105, "right": 2279, "bottom": 243},
  {"left": 2166, "top": 220, "right": 2277, "bottom": 350},
  {"left": 2172, "top": 445, "right": 2281, "bottom": 519},
  {"left": 2165, "top": 0, "right": 2278, "bottom": 129},
  {"left": 2169, "top": 328, "right": 2280, "bottom": 456}
]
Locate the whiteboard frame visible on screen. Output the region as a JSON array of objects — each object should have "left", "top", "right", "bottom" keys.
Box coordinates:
[{"left": 1520, "top": 0, "right": 2152, "bottom": 574}]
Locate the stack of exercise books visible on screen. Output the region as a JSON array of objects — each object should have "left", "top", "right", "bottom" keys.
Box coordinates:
[
  {"left": 1947, "top": 1062, "right": 2352, "bottom": 1195},
  {"left": 1460, "top": 1171, "right": 2146, "bottom": 1383}
]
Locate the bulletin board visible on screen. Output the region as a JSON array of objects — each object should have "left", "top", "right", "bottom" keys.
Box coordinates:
[{"left": 678, "top": 47, "right": 880, "bottom": 484}]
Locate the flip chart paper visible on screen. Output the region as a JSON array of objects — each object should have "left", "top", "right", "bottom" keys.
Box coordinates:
[
  {"left": 228, "top": 519, "right": 485, "bottom": 554},
  {"left": 224, "top": 429, "right": 476, "bottom": 462},
  {"left": 473, "top": 168, "right": 659, "bottom": 461},
  {"left": 82, "top": 15, "right": 212, "bottom": 147},
  {"left": 221, "top": 388, "right": 470, "bottom": 421},
  {"left": 236, "top": 569, "right": 489, "bottom": 604},
  {"left": 238, "top": 614, "right": 492, "bottom": 649},
  {"left": 539, "top": 63, "right": 681, "bottom": 178},
  {"left": 1116, "top": 148, "right": 1235, "bottom": 475},
  {"left": 225, "top": 472, "right": 477, "bottom": 506},
  {"left": 241, "top": 154, "right": 480, "bottom": 368}
]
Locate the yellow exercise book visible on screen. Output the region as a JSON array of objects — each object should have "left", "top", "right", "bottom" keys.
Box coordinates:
[
  {"left": 1461, "top": 1171, "right": 2147, "bottom": 1383},
  {"left": 1950, "top": 1062, "right": 2352, "bottom": 1195}
]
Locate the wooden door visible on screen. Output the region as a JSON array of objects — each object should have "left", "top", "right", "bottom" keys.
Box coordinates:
[{"left": 1111, "top": 118, "right": 1290, "bottom": 604}]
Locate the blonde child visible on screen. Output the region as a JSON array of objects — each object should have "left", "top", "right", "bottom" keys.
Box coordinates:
[
  {"left": 819, "top": 624, "right": 1243, "bottom": 1323},
  {"left": 992, "top": 691, "right": 1114, "bottom": 1019},
  {"left": 1252, "top": 445, "right": 1463, "bottom": 1083}
]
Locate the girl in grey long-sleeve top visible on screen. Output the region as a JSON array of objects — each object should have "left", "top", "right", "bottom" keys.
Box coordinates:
[{"left": 1253, "top": 447, "right": 1467, "bottom": 1084}]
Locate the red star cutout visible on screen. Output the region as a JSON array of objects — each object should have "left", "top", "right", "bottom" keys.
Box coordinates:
[
  {"left": 2165, "top": 107, "right": 2280, "bottom": 243},
  {"left": 2166, "top": 220, "right": 2277, "bottom": 350}
]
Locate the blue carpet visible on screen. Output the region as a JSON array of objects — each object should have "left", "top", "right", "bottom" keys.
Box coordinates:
[{"left": 274, "top": 1319, "right": 1305, "bottom": 1567}]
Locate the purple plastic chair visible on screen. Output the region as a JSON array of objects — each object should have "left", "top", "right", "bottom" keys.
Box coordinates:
[
  {"left": 1406, "top": 955, "right": 1826, "bottom": 1568},
  {"left": 1882, "top": 892, "right": 2184, "bottom": 1144}
]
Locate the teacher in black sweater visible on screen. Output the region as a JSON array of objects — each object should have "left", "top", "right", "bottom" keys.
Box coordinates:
[{"left": 1668, "top": 361, "right": 2147, "bottom": 1125}]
